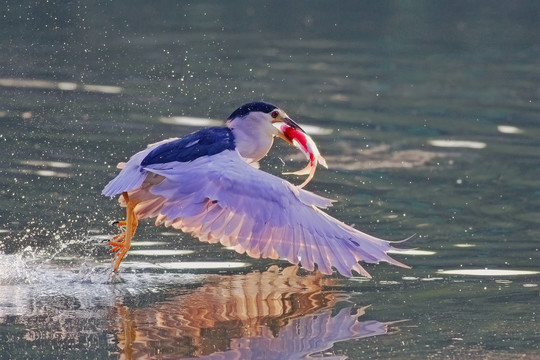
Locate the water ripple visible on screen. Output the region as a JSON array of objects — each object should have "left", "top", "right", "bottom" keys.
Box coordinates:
[{"left": 0, "top": 78, "right": 123, "bottom": 94}]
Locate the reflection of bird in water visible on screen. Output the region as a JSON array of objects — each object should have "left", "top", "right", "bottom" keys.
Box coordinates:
[
  {"left": 111, "top": 266, "right": 403, "bottom": 359},
  {"left": 103, "top": 102, "right": 409, "bottom": 277}
]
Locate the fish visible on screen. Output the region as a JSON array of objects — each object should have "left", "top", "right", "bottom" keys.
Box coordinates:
[{"left": 275, "top": 123, "right": 328, "bottom": 188}]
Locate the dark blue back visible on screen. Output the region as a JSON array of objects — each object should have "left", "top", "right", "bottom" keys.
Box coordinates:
[{"left": 141, "top": 127, "right": 235, "bottom": 166}]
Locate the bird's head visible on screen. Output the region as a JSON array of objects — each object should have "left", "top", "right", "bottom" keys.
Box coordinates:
[
  {"left": 226, "top": 101, "right": 306, "bottom": 146},
  {"left": 226, "top": 102, "right": 326, "bottom": 187}
]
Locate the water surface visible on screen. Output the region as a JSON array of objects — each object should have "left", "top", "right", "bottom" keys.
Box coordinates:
[{"left": 1, "top": 1, "right": 539, "bottom": 359}]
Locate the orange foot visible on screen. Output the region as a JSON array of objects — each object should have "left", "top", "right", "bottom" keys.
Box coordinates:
[{"left": 108, "top": 192, "right": 138, "bottom": 272}]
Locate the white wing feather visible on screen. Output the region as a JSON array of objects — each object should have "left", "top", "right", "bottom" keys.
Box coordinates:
[{"left": 118, "top": 150, "right": 408, "bottom": 277}]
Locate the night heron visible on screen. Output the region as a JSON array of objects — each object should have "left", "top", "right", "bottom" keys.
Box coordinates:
[{"left": 102, "top": 102, "right": 409, "bottom": 277}]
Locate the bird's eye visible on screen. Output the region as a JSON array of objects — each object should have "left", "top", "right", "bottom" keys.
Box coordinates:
[{"left": 271, "top": 110, "right": 279, "bottom": 119}]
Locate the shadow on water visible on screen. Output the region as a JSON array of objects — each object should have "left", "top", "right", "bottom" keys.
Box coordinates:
[{"left": 0, "top": 253, "right": 405, "bottom": 359}]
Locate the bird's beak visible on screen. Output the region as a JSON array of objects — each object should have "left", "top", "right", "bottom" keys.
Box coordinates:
[{"left": 273, "top": 117, "right": 307, "bottom": 145}]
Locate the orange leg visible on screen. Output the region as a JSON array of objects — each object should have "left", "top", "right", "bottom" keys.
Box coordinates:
[{"left": 108, "top": 192, "right": 138, "bottom": 271}]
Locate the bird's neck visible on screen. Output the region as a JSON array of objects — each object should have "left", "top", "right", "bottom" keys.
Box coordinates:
[{"left": 228, "top": 119, "right": 276, "bottom": 163}]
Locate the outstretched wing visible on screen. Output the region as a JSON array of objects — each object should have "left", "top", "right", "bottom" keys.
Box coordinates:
[{"left": 110, "top": 149, "right": 408, "bottom": 277}]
